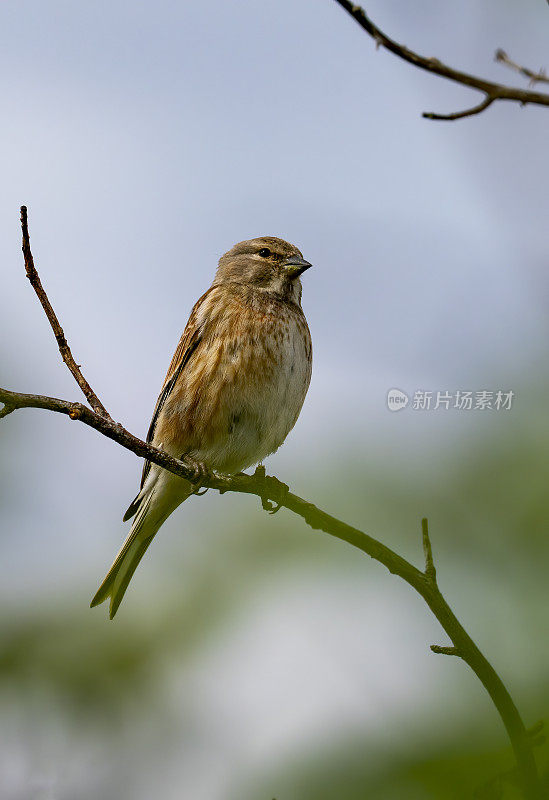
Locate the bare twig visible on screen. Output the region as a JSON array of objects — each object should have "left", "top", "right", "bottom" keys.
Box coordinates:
[
  {"left": 495, "top": 49, "right": 549, "bottom": 87},
  {"left": 424, "top": 95, "right": 494, "bottom": 122},
  {"left": 332, "top": 0, "right": 549, "bottom": 121},
  {"left": 0, "top": 209, "right": 542, "bottom": 798},
  {"left": 20, "top": 206, "right": 111, "bottom": 418}
]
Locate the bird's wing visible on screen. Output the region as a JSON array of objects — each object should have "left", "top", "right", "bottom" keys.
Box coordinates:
[{"left": 139, "top": 286, "right": 215, "bottom": 491}]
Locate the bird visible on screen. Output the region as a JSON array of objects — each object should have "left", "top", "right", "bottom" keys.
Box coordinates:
[{"left": 91, "top": 236, "right": 313, "bottom": 618}]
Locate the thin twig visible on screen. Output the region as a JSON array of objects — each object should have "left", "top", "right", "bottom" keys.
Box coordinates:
[
  {"left": 495, "top": 49, "right": 549, "bottom": 87},
  {"left": 0, "top": 209, "right": 542, "bottom": 798},
  {"left": 423, "top": 95, "right": 494, "bottom": 122},
  {"left": 20, "top": 207, "right": 111, "bottom": 418},
  {"left": 331, "top": 0, "right": 549, "bottom": 121}
]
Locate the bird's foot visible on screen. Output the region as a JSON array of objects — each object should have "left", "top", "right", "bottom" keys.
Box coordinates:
[
  {"left": 253, "top": 464, "right": 287, "bottom": 514},
  {"left": 183, "top": 456, "right": 212, "bottom": 495}
]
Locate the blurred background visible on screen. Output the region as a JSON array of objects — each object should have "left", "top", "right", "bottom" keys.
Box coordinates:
[{"left": 1, "top": 0, "right": 549, "bottom": 797}]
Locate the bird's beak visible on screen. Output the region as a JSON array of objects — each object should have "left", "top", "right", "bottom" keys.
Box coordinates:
[{"left": 284, "top": 255, "right": 312, "bottom": 278}]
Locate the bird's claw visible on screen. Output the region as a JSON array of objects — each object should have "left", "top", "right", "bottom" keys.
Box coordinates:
[
  {"left": 254, "top": 464, "right": 287, "bottom": 514},
  {"left": 183, "top": 457, "right": 212, "bottom": 495}
]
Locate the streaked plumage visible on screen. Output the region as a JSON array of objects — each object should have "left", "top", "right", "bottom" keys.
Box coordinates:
[{"left": 91, "top": 236, "right": 313, "bottom": 618}]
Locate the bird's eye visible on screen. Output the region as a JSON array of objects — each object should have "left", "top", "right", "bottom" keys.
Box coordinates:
[{"left": 258, "top": 248, "right": 271, "bottom": 258}]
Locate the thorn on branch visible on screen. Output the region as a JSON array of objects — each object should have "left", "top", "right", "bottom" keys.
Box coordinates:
[
  {"left": 422, "top": 517, "right": 437, "bottom": 584},
  {"left": 431, "top": 645, "right": 460, "bottom": 656}
]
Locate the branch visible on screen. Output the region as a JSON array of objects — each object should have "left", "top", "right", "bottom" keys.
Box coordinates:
[
  {"left": 20, "top": 206, "right": 111, "bottom": 418},
  {"left": 423, "top": 95, "right": 494, "bottom": 122},
  {"left": 495, "top": 49, "right": 549, "bottom": 87},
  {"left": 332, "top": 0, "right": 549, "bottom": 121},
  {"left": 1, "top": 208, "right": 543, "bottom": 799}
]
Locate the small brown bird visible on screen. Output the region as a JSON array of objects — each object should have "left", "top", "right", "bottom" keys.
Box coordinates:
[{"left": 91, "top": 236, "right": 312, "bottom": 618}]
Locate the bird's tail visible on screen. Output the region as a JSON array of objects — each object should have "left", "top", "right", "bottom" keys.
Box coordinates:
[{"left": 91, "top": 470, "right": 191, "bottom": 619}]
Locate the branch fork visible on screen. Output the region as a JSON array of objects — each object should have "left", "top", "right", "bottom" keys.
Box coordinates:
[{"left": 333, "top": 0, "right": 549, "bottom": 121}]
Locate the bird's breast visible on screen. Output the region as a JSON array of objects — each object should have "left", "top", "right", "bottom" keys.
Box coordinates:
[{"left": 193, "top": 299, "right": 312, "bottom": 472}]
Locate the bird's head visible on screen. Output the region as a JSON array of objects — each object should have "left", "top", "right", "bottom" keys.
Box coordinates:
[{"left": 215, "top": 236, "right": 312, "bottom": 303}]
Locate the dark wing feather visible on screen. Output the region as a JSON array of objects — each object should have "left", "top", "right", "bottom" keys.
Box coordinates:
[{"left": 138, "top": 287, "right": 214, "bottom": 490}]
